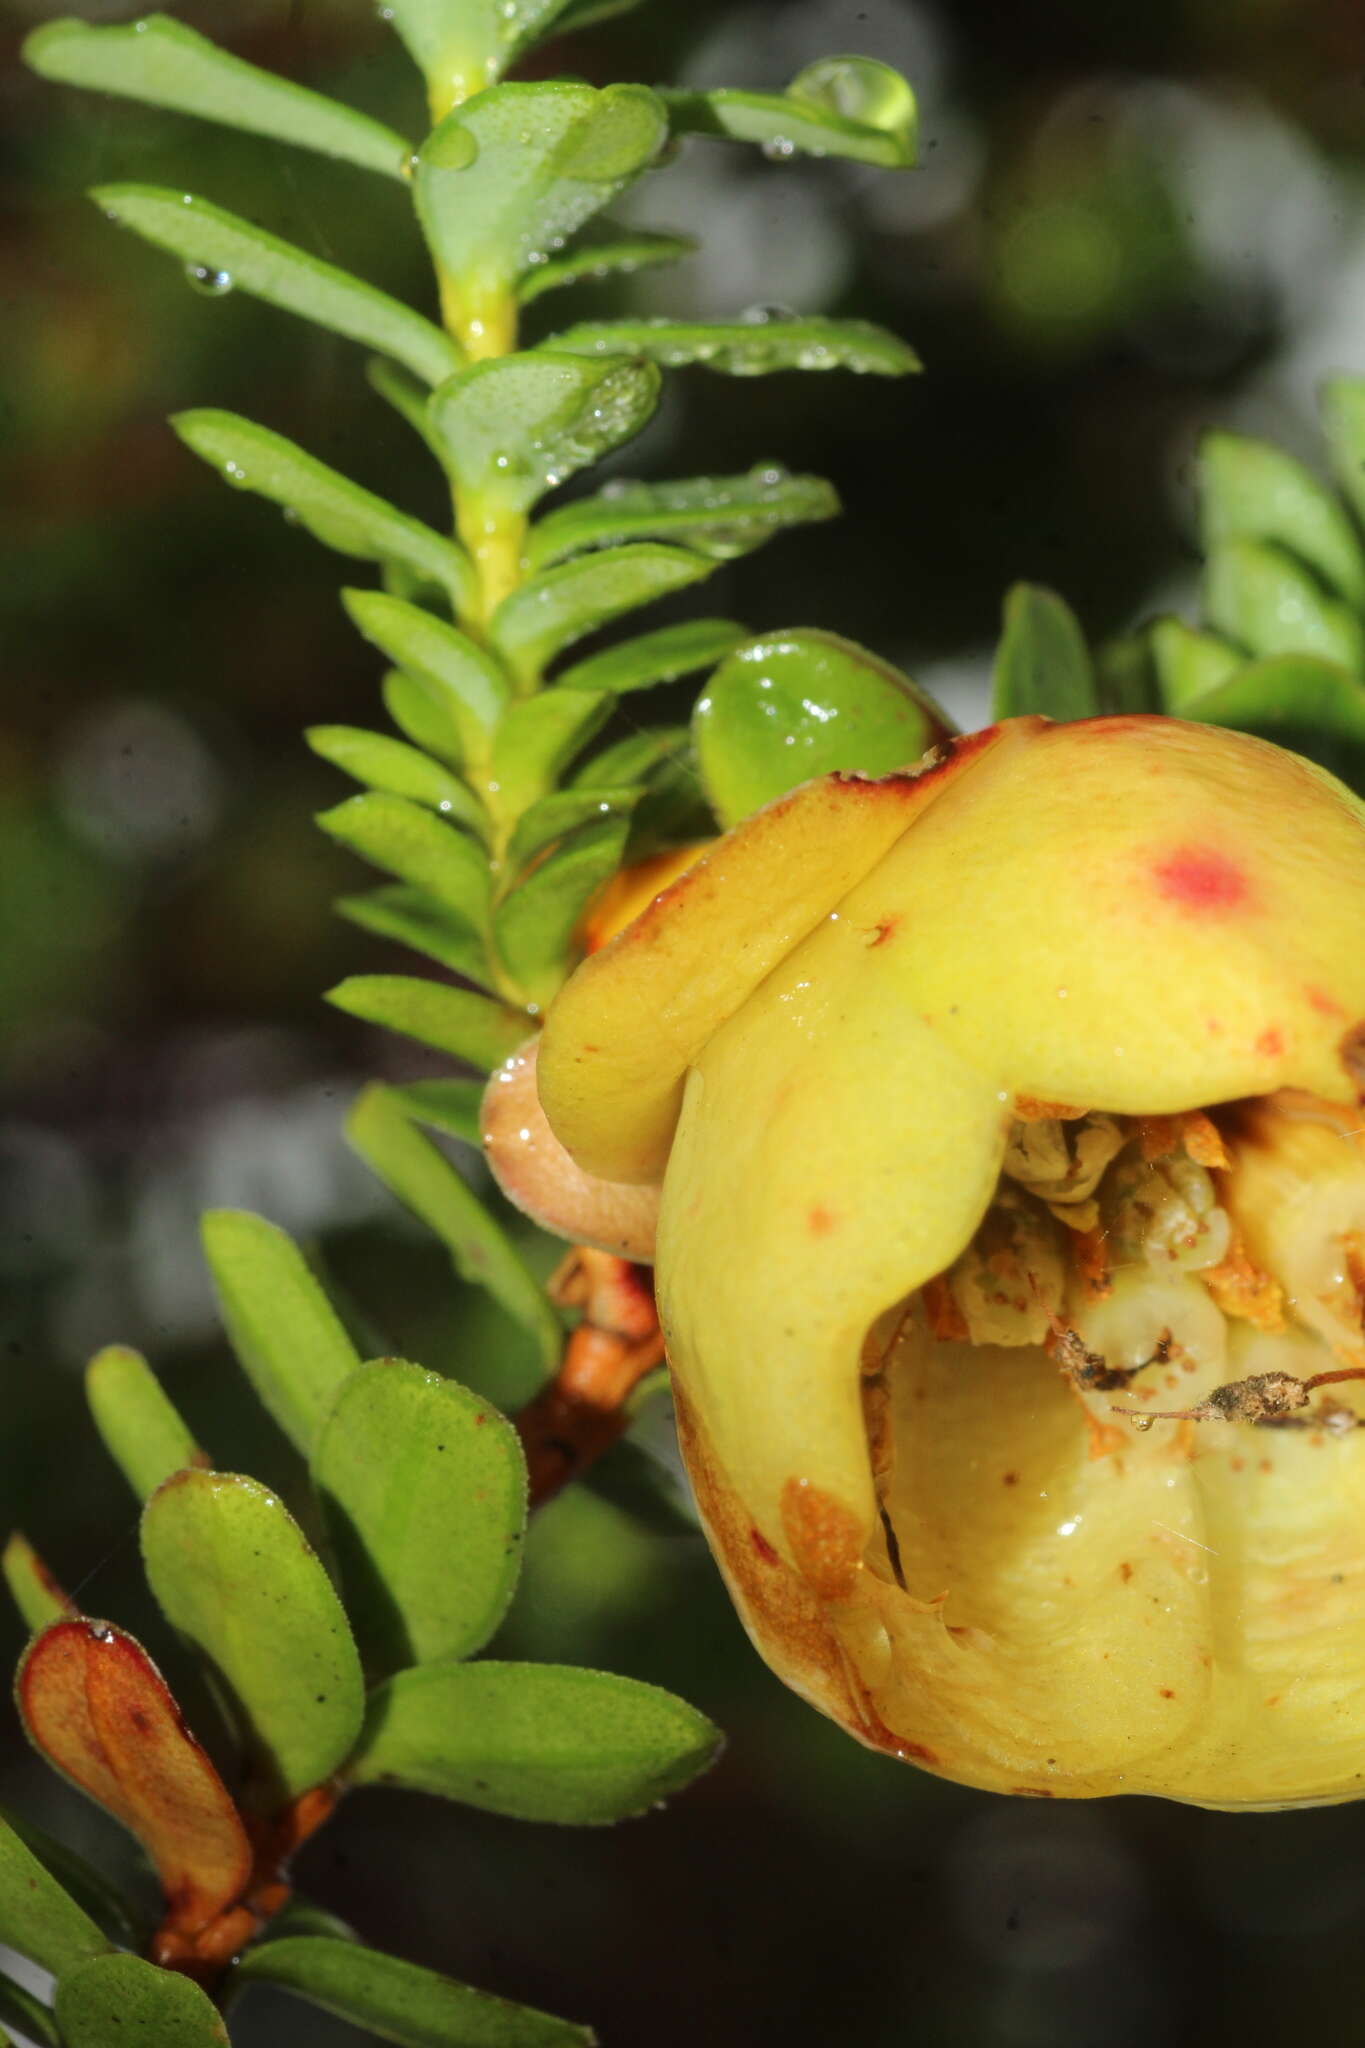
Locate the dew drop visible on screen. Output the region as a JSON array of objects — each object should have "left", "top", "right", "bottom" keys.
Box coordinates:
[
  {"left": 425, "top": 122, "right": 478, "bottom": 171},
  {"left": 761, "top": 135, "right": 797, "bottom": 162},
  {"left": 185, "top": 263, "right": 233, "bottom": 297},
  {"left": 1131, "top": 1416, "right": 1155, "bottom": 1434},
  {"left": 742, "top": 303, "right": 796, "bottom": 326}
]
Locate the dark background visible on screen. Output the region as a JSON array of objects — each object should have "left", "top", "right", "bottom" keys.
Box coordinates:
[{"left": 6, "top": 0, "right": 1365, "bottom": 2041}]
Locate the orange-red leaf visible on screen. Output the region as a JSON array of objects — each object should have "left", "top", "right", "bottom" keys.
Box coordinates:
[{"left": 17, "top": 1619, "right": 251, "bottom": 1940}]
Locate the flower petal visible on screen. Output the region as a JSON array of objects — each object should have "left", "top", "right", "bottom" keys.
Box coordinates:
[{"left": 539, "top": 727, "right": 1012, "bottom": 1182}]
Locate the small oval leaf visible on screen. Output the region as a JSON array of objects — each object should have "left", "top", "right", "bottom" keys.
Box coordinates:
[
  {"left": 349, "top": 1661, "right": 722, "bottom": 1824},
  {"left": 25, "top": 16, "right": 410, "bottom": 179},
  {"left": 548, "top": 315, "right": 919, "bottom": 378},
  {"left": 85, "top": 1346, "right": 205, "bottom": 1503},
  {"left": 346, "top": 1085, "right": 562, "bottom": 1371},
  {"left": 696, "top": 629, "right": 952, "bottom": 825},
  {"left": 428, "top": 353, "right": 659, "bottom": 514},
  {"left": 555, "top": 619, "right": 746, "bottom": 697},
  {"left": 237, "top": 1934, "right": 594, "bottom": 2046},
  {"left": 1199, "top": 429, "right": 1365, "bottom": 607},
  {"left": 92, "top": 186, "right": 459, "bottom": 386},
  {"left": 528, "top": 466, "right": 838, "bottom": 571},
  {"left": 2, "top": 1533, "right": 70, "bottom": 1635},
  {"left": 175, "top": 412, "right": 473, "bottom": 614},
  {"left": 55, "top": 1955, "right": 228, "bottom": 2048},
  {"left": 491, "top": 545, "right": 715, "bottom": 687},
  {"left": 140, "top": 1472, "right": 365, "bottom": 1802},
  {"left": 991, "top": 582, "right": 1097, "bottom": 722},
  {"left": 313, "top": 1360, "right": 527, "bottom": 1675},
  {"left": 201, "top": 1211, "right": 361, "bottom": 1455},
  {"left": 327, "top": 976, "right": 526, "bottom": 1071},
  {"left": 16, "top": 1621, "right": 251, "bottom": 1938},
  {"left": 0, "top": 1814, "right": 108, "bottom": 1978},
  {"left": 1203, "top": 537, "right": 1364, "bottom": 672}
]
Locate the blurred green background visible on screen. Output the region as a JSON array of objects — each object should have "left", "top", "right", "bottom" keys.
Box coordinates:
[{"left": 7, "top": 0, "right": 1365, "bottom": 2042}]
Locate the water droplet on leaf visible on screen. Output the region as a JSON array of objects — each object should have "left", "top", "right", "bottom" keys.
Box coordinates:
[{"left": 185, "top": 263, "right": 233, "bottom": 296}]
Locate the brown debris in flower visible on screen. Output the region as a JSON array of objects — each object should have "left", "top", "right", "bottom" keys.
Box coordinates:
[
  {"left": 1138, "top": 1110, "right": 1229, "bottom": 1168},
  {"left": 1072, "top": 1225, "right": 1112, "bottom": 1300},
  {"left": 922, "top": 1275, "right": 969, "bottom": 1342},
  {"left": 1340, "top": 1020, "right": 1365, "bottom": 1097},
  {"left": 1200, "top": 1231, "right": 1286, "bottom": 1331},
  {"left": 1113, "top": 1363, "right": 1365, "bottom": 1430}
]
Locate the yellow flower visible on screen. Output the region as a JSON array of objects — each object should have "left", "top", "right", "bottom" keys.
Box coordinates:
[{"left": 503, "top": 715, "right": 1365, "bottom": 1807}]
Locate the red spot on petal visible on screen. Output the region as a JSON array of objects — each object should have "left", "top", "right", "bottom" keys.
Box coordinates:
[
  {"left": 1153, "top": 846, "right": 1248, "bottom": 913},
  {"left": 750, "top": 1527, "right": 778, "bottom": 1564},
  {"left": 1256, "top": 1027, "right": 1285, "bottom": 1058},
  {"left": 867, "top": 918, "right": 898, "bottom": 948},
  {"left": 1306, "top": 984, "right": 1345, "bottom": 1018},
  {"left": 807, "top": 1206, "right": 838, "bottom": 1236}
]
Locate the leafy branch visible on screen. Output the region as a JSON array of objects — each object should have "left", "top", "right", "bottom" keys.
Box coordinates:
[{"left": 9, "top": 3, "right": 935, "bottom": 2041}]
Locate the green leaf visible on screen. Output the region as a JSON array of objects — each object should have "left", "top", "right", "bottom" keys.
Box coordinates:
[
  {"left": 85, "top": 1346, "right": 203, "bottom": 1503},
  {"left": 492, "top": 545, "right": 715, "bottom": 686},
  {"left": 253, "top": 1895, "right": 361, "bottom": 1945},
  {"left": 696, "top": 629, "right": 951, "bottom": 825},
  {"left": 381, "top": 0, "right": 624, "bottom": 86},
  {"left": 2, "top": 1532, "right": 68, "bottom": 1635},
  {"left": 93, "top": 187, "right": 461, "bottom": 386},
  {"left": 200, "top": 1209, "right": 362, "bottom": 1455},
  {"left": 528, "top": 465, "right": 838, "bottom": 570},
  {"left": 554, "top": 0, "right": 645, "bottom": 27},
  {"left": 1095, "top": 630, "right": 1160, "bottom": 716},
  {"left": 661, "top": 56, "right": 917, "bottom": 169},
  {"left": 415, "top": 85, "right": 669, "bottom": 311},
  {"left": 389, "top": 1078, "right": 485, "bottom": 1146},
  {"left": 519, "top": 230, "right": 695, "bottom": 306},
  {"left": 1199, "top": 429, "right": 1365, "bottom": 608},
  {"left": 0, "top": 1817, "right": 108, "bottom": 1977},
  {"left": 1204, "top": 537, "right": 1364, "bottom": 671},
  {"left": 174, "top": 411, "right": 473, "bottom": 613},
  {"left": 555, "top": 618, "right": 746, "bottom": 696},
  {"left": 384, "top": 670, "right": 466, "bottom": 767},
  {"left": 308, "top": 727, "right": 484, "bottom": 831},
  {"left": 55, "top": 1955, "right": 227, "bottom": 2048},
  {"left": 0, "top": 1971, "right": 58, "bottom": 2047},
  {"left": 428, "top": 353, "right": 659, "bottom": 514},
  {"left": 1321, "top": 376, "right": 1365, "bottom": 531},
  {"left": 991, "top": 582, "right": 1098, "bottom": 721},
  {"left": 318, "top": 792, "right": 492, "bottom": 931},
  {"left": 1150, "top": 616, "right": 1242, "bottom": 714},
  {"left": 141, "top": 1470, "right": 365, "bottom": 1801},
  {"left": 338, "top": 887, "right": 492, "bottom": 986},
  {"left": 0, "top": 1805, "right": 139, "bottom": 1950},
  {"left": 506, "top": 788, "right": 639, "bottom": 873},
  {"left": 548, "top": 315, "right": 920, "bottom": 378},
  {"left": 350, "top": 1661, "right": 721, "bottom": 1823},
  {"left": 510, "top": 840, "right": 644, "bottom": 979},
  {"left": 494, "top": 817, "right": 632, "bottom": 1003},
  {"left": 25, "top": 16, "right": 411, "bottom": 179},
  {"left": 345, "top": 594, "right": 510, "bottom": 763},
  {"left": 328, "top": 976, "right": 525, "bottom": 1069},
  {"left": 312, "top": 1360, "right": 526, "bottom": 1675},
  {"left": 488, "top": 691, "right": 614, "bottom": 813},
  {"left": 236, "top": 1936, "right": 593, "bottom": 2048},
  {"left": 347, "top": 1085, "right": 561, "bottom": 1370},
  {"left": 1173, "top": 653, "right": 1365, "bottom": 793},
  {"left": 572, "top": 725, "right": 689, "bottom": 787}
]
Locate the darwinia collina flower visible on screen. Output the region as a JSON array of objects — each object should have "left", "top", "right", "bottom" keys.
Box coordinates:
[{"left": 487, "top": 716, "right": 1365, "bottom": 1807}]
